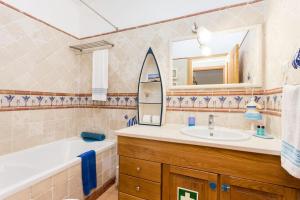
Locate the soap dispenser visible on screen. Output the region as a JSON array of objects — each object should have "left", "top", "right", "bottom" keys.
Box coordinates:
[
  {"left": 188, "top": 114, "right": 196, "bottom": 127},
  {"left": 244, "top": 97, "right": 262, "bottom": 131}
]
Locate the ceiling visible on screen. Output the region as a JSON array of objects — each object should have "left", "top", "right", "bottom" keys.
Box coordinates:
[
  {"left": 172, "top": 29, "right": 248, "bottom": 59},
  {"left": 2, "top": 0, "right": 255, "bottom": 39}
]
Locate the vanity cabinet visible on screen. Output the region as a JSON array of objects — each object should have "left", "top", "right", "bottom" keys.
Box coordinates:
[
  {"left": 162, "top": 165, "right": 296, "bottom": 200},
  {"left": 119, "top": 156, "right": 161, "bottom": 200},
  {"left": 118, "top": 136, "right": 300, "bottom": 200},
  {"left": 163, "top": 165, "right": 218, "bottom": 200},
  {"left": 219, "top": 175, "right": 297, "bottom": 200}
]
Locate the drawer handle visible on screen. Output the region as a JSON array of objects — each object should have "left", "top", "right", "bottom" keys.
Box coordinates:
[
  {"left": 221, "top": 184, "right": 230, "bottom": 192},
  {"left": 209, "top": 182, "right": 217, "bottom": 190},
  {"left": 136, "top": 186, "right": 140, "bottom": 191},
  {"left": 136, "top": 166, "right": 141, "bottom": 172}
]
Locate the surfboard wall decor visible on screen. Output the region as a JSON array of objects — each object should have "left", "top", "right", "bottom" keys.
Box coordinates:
[{"left": 137, "top": 47, "right": 164, "bottom": 126}]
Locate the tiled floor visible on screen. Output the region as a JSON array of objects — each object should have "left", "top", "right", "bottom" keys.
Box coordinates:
[{"left": 97, "top": 184, "right": 118, "bottom": 200}]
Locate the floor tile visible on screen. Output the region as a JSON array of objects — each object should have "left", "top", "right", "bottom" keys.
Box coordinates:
[{"left": 97, "top": 184, "right": 118, "bottom": 200}]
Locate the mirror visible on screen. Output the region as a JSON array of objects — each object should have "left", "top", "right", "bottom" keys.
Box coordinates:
[{"left": 170, "top": 25, "right": 262, "bottom": 88}]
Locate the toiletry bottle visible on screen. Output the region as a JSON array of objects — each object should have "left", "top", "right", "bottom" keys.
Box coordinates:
[
  {"left": 188, "top": 115, "right": 196, "bottom": 127},
  {"left": 260, "top": 125, "right": 265, "bottom": 136},
  {"left": 256, "top": 125, "right": 261, "bottom": 136}
]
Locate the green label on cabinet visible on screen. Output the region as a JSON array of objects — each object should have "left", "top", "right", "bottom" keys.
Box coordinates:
[{"left": 177, "top": 187, "right": 198, "bottom": 200}]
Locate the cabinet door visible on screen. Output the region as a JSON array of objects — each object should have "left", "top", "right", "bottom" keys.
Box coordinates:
[
  {"left": 119, "top": 192, "right": 145, "bottom": 200},
  {"left": 220, "top": 175, "right": 297, "bottom": 200},
  {"left": 162, "top": 164, "right": 218, "bottom": 200}
]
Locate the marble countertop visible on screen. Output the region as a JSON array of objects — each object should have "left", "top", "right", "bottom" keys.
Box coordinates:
[{"left": 115, "top": 124, "right": 281, "bottom": 156}]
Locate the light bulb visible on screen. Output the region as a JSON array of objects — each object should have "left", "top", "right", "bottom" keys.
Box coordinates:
[{"left": 197, "top": 27, "right": 211, "bottom": 45}]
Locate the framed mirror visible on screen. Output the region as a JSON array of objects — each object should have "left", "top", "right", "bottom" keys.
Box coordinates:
[{"left": 169, "top": 24, "right": 262, "bottom": 89}]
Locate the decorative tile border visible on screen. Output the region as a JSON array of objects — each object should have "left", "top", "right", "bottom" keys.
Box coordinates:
[
  {"left": 0, "top": 88, "right": 282, "bottom": 116},
  {"left": 166, "top": 88, "right": 282, "bottom": 116},
  {"left": 0, "top": 90, "right": 137, "bottom": 111}
]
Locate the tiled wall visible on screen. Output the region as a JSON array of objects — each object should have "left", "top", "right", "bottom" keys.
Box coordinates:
[
  {"left": 0, "top": 3, "right": 137, "bottom": 156},
  {"left": 264, "top": 0, "right": 300, "bottom": 89},
  {"left": 79, "top": 2, "right": 265, "bottom": 94},
  {"left": 0, "top": 0, "right": 296, "bottom": 157},
  {"left": 0, "top": 109, "right": 77, "bottom": 155},
  {"left": 0, "top": 5, "right": 80, "bottom": 93},
  {"left": 0, "top": 3, "right": 83, "bottom": 156},
  {"left": 0, "top": 0, "right": 267, "bottom": 157},
  {"left": 0, "top": 87, "right": 283, "bottom": 155},
  {"left": 263, "top": 0, "right": 300, "bottom": 136},
  {"left": 0, "top": 96, "right": 136, "bottom": 155},
  {"left": 75, "top": 2, "right": 272, "bottom": 134},
  {"left": 5, "top": 146, "right": 117, "bottom": 200},
  {"left": 0, "top": 89, "right": 282, "bottom": 115},
  {"left": 167, "top": 88, "right": 281, "bottom": 116}
]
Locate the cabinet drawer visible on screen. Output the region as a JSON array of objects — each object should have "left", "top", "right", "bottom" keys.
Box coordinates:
[
  {"left": 120, "top": 156, "right": 161, "bottom": 182},
  {"left": 119, "top": 192, "right": 145, "bottom": 200},
  {"left": 119, "top": 174, "right": 161, "bottom": 200}
]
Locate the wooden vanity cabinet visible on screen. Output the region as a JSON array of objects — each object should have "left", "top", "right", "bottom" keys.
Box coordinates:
[
  {"left": 118, "top": 136, "right": 300, "bottom": 200},
  {"left": 163, "top": 165, "right": 218, "bottom": 200},
  {"left": 162, "top": 166, "right": 297, "bottom": 200},
  {"left": 118, "top": 156, "right": 162, "bottom": 200},
  {"left": 219, "top": 175, "right": 297, "bottom": 200}
]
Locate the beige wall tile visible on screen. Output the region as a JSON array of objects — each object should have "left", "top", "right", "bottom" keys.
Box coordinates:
[
  {"left": 68, "top": 175, "right": 84, "bottom": 200},
  {"left": 0, "top": 7, "right": 80, "bottom": 93},
  {"left": 264, "top": 0, "right": 300, "bottom": 89},
  {"left": 32, "top": 190, "right": 52, "bottom": 200},
  {"left": 0, "top": 138, "right": 12, "bottom": 156},
  {"left": 4, "top": 188, "right": 31, "bottom": 200},
  {"left": 68, "top": 164, "right": 82, "bottom": 179},
  {"left": 31, "top": 177, "right": 53, "bottom": 199},
  {"left": 53, "top": 172, "right": 71, "bottom": 200},
  {"left": 263, "top": 0, "right": 300, "bottom": 134},
  {"left": 53, "top": 171, "right": 68, "bottom": 185}
]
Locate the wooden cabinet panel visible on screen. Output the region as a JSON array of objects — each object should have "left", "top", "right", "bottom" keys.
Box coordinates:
[
  {"left": 120, "top": 156, "right": 161, "bottom": 182},
  {"left": 119, "top": 174, "right": 161, "bottom": 200},
  {"left": 163, "top": 164, "right": 218, "bottom": 200},
  {"left": 220, "top": 175, "right": 297, "bottom": 200},
  {"left": 119, "top": 192, "right": 145, "bottom": 200},
  {"left": 118, "top": 136, "right": 300, "bottom": 200},
  {"left": 118, "top": 136, "right": 300, "bottom": 189}
]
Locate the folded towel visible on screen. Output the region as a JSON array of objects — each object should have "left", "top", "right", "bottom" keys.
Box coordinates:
[
  {"left": 92, "top": 49, "right": 108, "bottom": 101},
  {"left": 78, "top": 150, "right": 97, "bottom": 196},
  {"left": 127, "top": 116, "right": 138, "bottom": 127},
  {"left": 81, "top": 132, "right": 105, "bottom": 142},
  {"left": 281, "top": 85, "right": 300, "bottom": 178}
]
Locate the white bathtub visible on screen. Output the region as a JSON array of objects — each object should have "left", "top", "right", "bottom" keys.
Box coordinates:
[{"left": 0, "top": 137, "right": 116, "bottom": 199}]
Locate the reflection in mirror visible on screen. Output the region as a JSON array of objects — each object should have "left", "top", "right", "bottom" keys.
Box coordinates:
[{"left": 171, "top": 25, "right": 261, "bottom": 86}]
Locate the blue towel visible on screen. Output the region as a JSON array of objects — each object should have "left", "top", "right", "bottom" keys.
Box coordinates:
[
  {"left": 127, "top": 116, "right": 138, "bottom": 127},
  {"left": 78, "top": 150, "right": 97, "bottom": 196},
  {"left": 81, "top": 132, "right": 105, "bottom": 142}
]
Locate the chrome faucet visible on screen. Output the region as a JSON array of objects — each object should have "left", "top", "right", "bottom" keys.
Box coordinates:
[
  {"left": 208, "top": 114, "right": 215, "bottom": 130},
  {"left": 208, "top": 114, "right": 214, "bottom": 136}
]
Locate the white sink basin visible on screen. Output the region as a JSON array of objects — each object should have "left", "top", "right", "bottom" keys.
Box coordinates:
[{"left": 181, "top": 126, "right": 251, "bottom": 141}]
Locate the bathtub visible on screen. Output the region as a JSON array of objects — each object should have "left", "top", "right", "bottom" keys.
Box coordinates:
[{"left": 0, "top": 137, "right": 116, "bottom": 199}]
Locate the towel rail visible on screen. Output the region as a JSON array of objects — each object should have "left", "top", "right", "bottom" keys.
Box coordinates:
[{"left": 69, "top": 40, "right": 114, "bottom": 53}]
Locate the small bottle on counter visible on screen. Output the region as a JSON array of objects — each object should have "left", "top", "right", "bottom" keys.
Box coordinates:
[
  {"left": 188, "top": 115, "right": 196, "bottom": 127},
  {"left": 260, "top": 125, "right": 265, "bottom": 136},
  {"left": 256, "top": 125, "right": 261, "bottom": 136}
]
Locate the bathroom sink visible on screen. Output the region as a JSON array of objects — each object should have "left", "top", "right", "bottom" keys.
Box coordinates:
[{"left": 181, "top": 126, "right": 251, "bottom": 141}]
